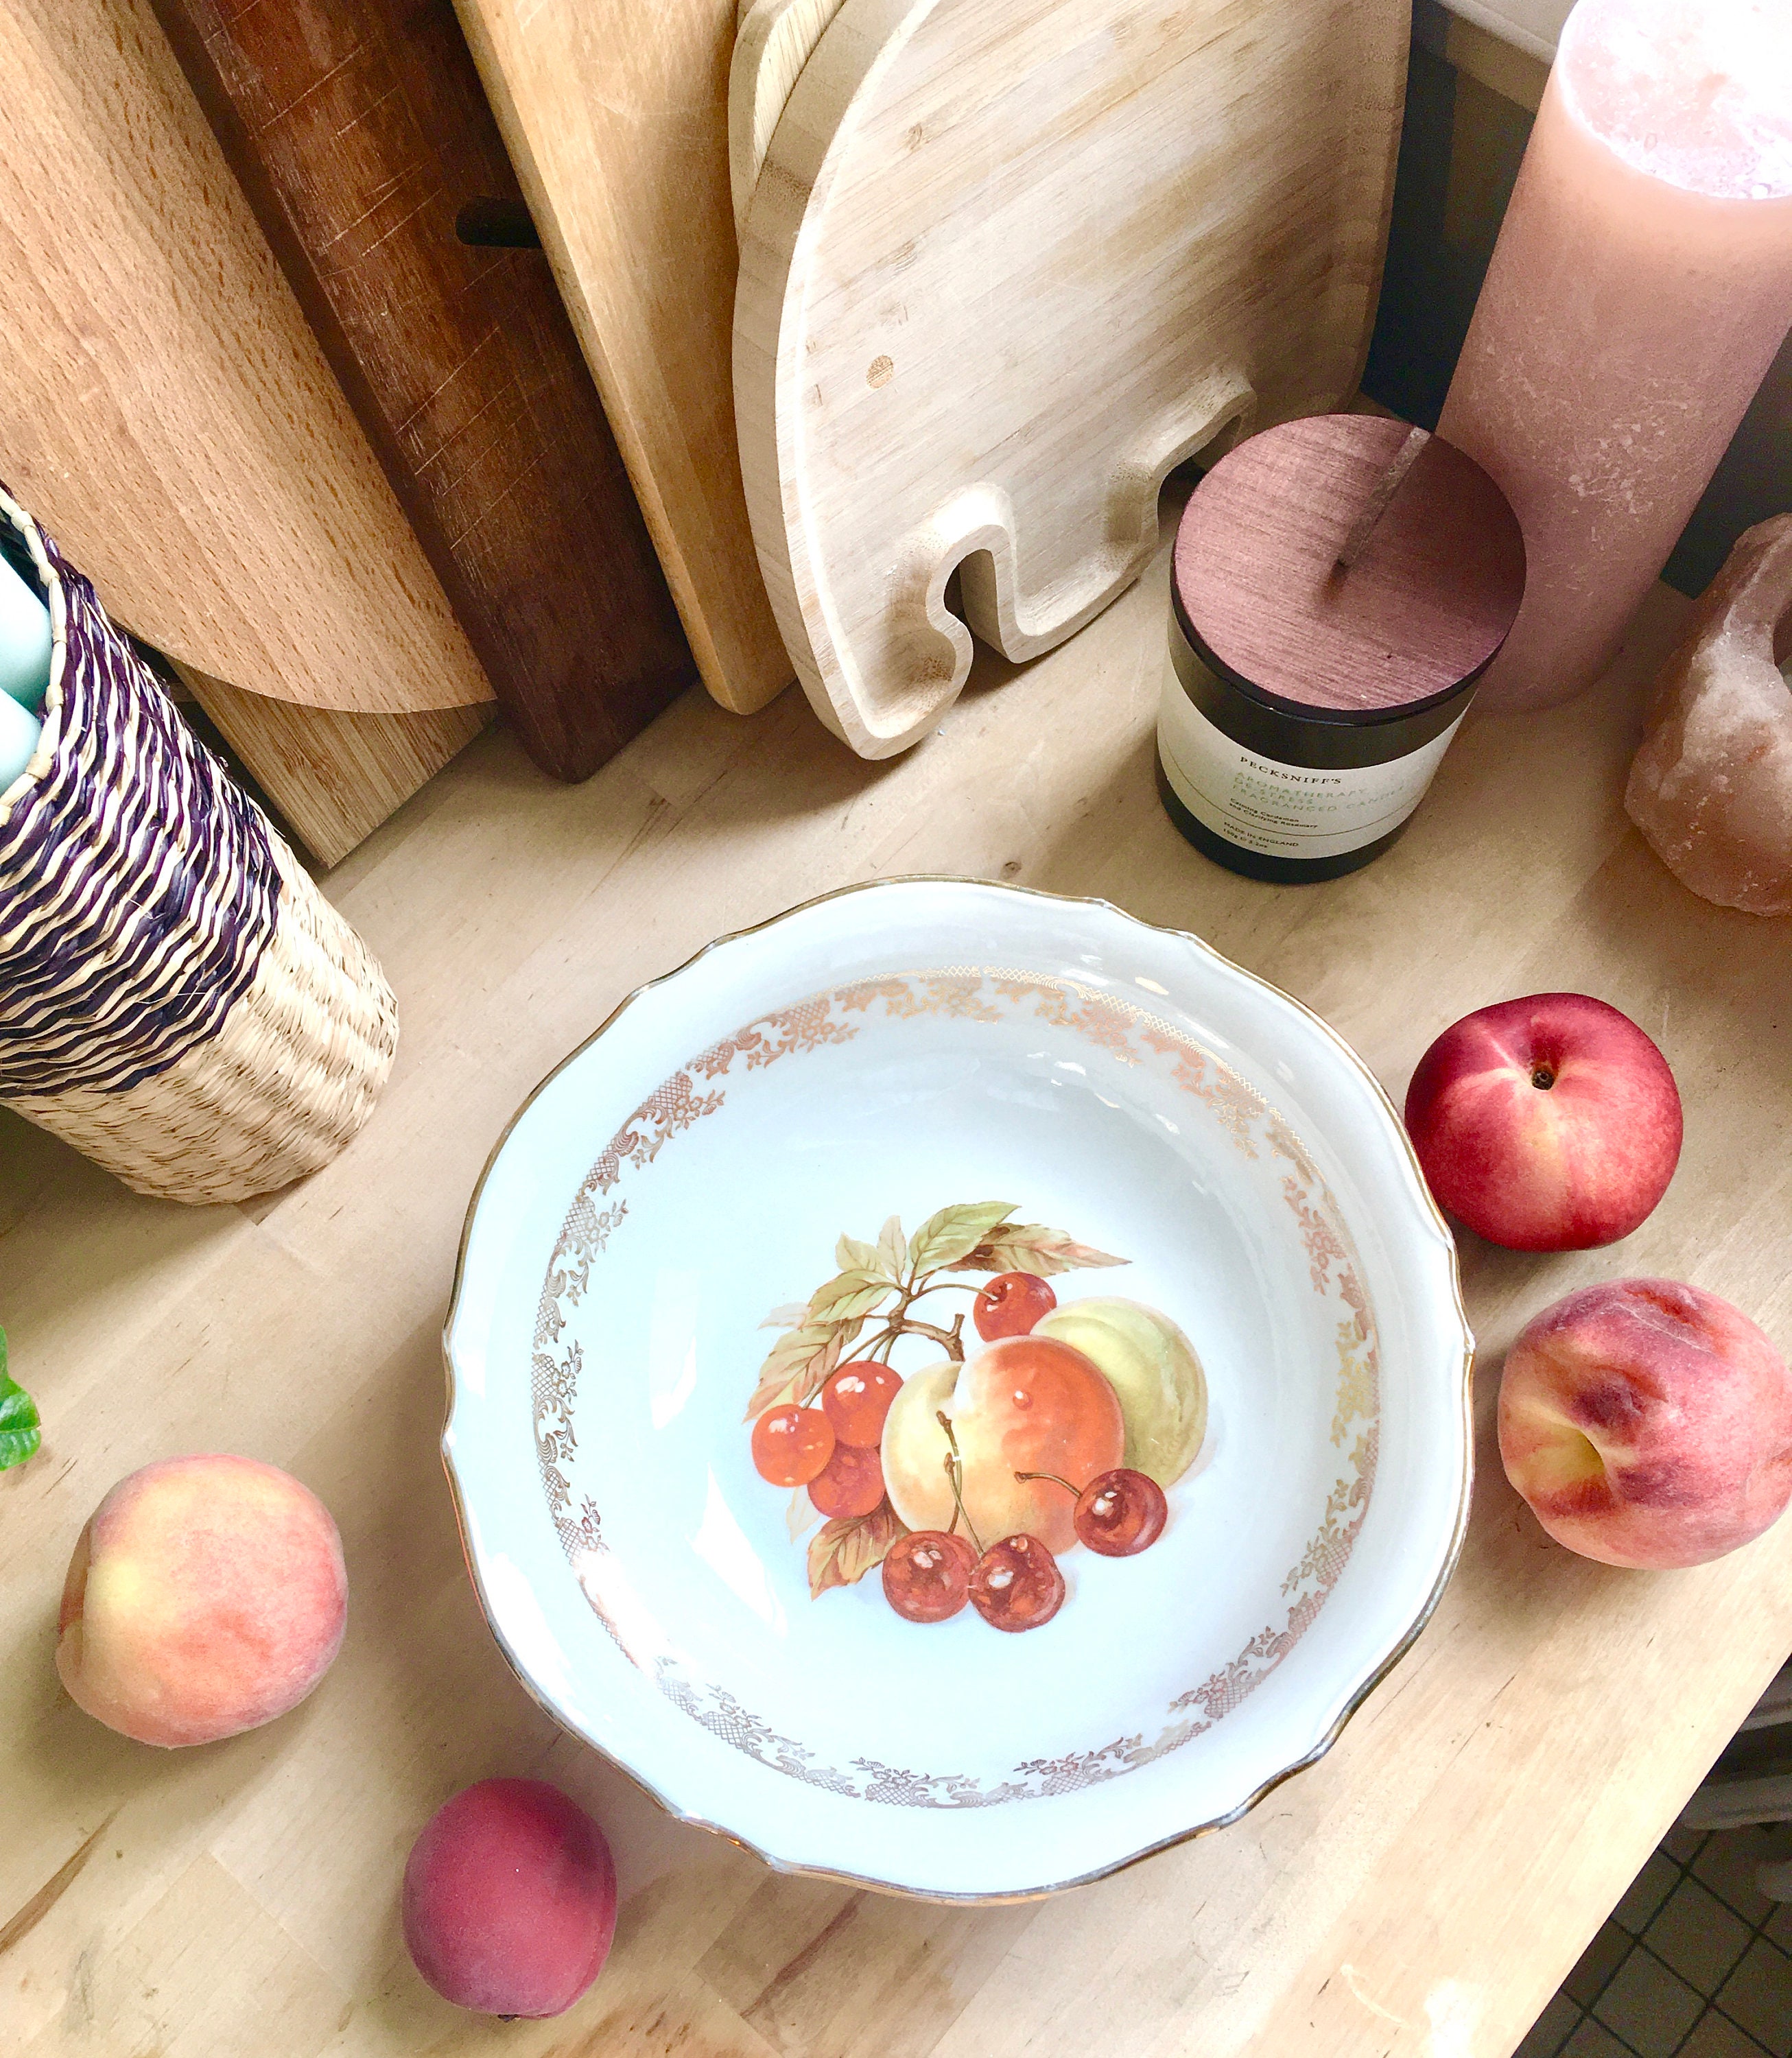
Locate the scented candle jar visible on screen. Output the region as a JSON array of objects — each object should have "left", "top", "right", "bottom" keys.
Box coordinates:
[{"left": 1157, "top": 416, "right": 1526, "bottom": 883}]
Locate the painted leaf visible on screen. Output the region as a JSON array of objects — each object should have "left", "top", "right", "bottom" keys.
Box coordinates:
[
  {"left": 808, "top": 1498, "right": 908, "bottom": 1598},
  {"left": 877, "top": 1214, "right": 908, "bottom": 1281},
  {"left": 759, "top": 1301, "right": 811, "bottom": 1331},
  {"left": 0, "top": 1327, "right": 39, "bottom": 1473},
  {"left": 807, "top": 1270, "right": 893, "bottom": 1323},
  {"left": 836, "top": 1233, "right": 886, "bottom": 1279},
  {"left": 950, "top": 1222, "right": 1129, "bottom": 1277},
  {"left": 907, "top": 1201, "right": 1017, "bottom": 1277},
  {"left": 787, "top": 1485, "right": 820, "bottom": 1541},
  {"left": 744, "top": 1316, "right": 863, "bottom": 1421}
]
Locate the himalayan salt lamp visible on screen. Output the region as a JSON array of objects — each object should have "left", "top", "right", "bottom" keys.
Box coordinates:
[
  {"left": 1438, "top": 0, "right": 1792, "bottom": 713},
  {"left": 1626, "top": 515, "right": 1792, "bottom": 915}
]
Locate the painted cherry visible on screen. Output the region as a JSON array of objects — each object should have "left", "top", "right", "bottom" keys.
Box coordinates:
[
  {"left": 751, "top": 1404, "right": 836, "bottom": 1487},
  {"left": 968, "top": 1534, "right": 1065, "bottom": 1631},
  {"left": 810, "top": 1442, "right": 886, "bottom": 1519},
  {"left": 881, "top": 1530, "right": 977, "bottom": 1623},
  {"left": 1072, "top": 1468, "right": 1168, "bottom": 1557},
  {"left": 974, "top": 1271, "right": 1058, "bottom": 1342},
  {"left": 821, "top": 1361, "right": 904, "bottom": 1447},
  {"left": 1015, "top": 1464, "right": 1169, "bottom": 1557}
]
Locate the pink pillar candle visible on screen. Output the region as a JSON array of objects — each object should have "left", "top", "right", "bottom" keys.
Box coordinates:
[{"left": 1438, "top": 0, "right": 1792, "bottom": 712}]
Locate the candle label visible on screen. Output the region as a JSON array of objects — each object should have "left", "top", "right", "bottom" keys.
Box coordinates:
[{"left": 1157, "top": 647, "right": 1463, "bottom": 862}]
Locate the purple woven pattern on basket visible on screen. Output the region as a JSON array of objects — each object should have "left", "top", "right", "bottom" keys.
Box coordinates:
[{"left": 0, "top": 528, "right": 281, "bottom": 1099}]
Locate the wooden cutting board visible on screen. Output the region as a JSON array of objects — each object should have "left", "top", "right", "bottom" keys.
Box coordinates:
[
  {"left": 729, "top": 0, "right": 842, "bottom": 236},
  {"left": 0, "top": 0, "right": 493, "bottom": 720},
  {"left": 735, "top": 0, "right": 1407, "bottom": 757},
  {"left": 150, "top": 0, "right": 696, "bottom": 785},
  {"left": 452, "top": 0, "right": 794, "bottom": 718}
]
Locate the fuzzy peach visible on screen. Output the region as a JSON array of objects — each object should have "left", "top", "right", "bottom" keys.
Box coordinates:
[
  {"left": 56, "top": 1454, "right": 346, "bottom": 1747},
  {"left": 1498, "top": 1279, "right": 1792, "bottom": 1568},
  {"left": 1404, "top": 993, "right": 1682, "bottom": 1251},
  {"left": 403, "top": 1779, "right": 617, "bottom": 2017}
]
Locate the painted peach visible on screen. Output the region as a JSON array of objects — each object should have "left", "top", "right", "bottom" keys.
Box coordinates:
[
  {"left": 881, "top": 1337, "right": 1125, "bottom": 1554},
  {"left": 56, "top": 1454, "right": 347, "bottom": 1747},
  {"left": 403, "top": 1779, "right": 617, "bottom": 2018},
  {"left": 1404, "top": 993, "right": 1682, "bottom": 1251},
  {"left": 1033, "top": 1297, "right": 1207, "bottom": 1486},
  {"left": 1498, "top": 1279, "right": 1792, "bottom": 1569}
]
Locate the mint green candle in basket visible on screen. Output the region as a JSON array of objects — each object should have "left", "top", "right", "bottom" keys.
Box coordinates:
[
  {"left": 0, "top": 549, "right": 49, "bottom": 791},
  {"left": 0, "top": 687, "right": 38, "bottom": 796},
  {"left": 0, "top": 546, "right": 50, "bottom": 712}
]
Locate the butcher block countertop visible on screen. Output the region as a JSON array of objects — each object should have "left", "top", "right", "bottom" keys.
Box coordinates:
[{"left": 4, "top": 501, "right": 1791, "bottom": 2058}]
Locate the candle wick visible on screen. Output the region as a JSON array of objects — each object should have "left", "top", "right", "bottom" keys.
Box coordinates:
[{"left": 1335, "top": 425, "right": 1431, "bottom": 573}]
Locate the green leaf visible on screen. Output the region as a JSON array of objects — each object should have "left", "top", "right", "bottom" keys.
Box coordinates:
[
  {"left": 836, "top": 1233, "right": 885, "bottom": 1279},
  {"left": 949, "top": 1222, "right": 1129, "bottom": 1277},
  {"left": 807, "top": 1270, "right": 893, "bottom": 1323},
  {"left": 744, "top": 1316, "right": 865, "bottom": 1421},
  {"left": 807, "top": 1499, "right": 908, "bottom": 1598},
  {"left": 0, "top": 1328, "right": 40, "bottom": 1472},
  {"left": 876, "top": 1214, "right": 908, "bottom": 1281},
  {"left": 907, "top": 1202, "right": 1017, "bottom": 1277},
  {"left": 759, "top": 1302, "right": 812, "bottom": 1330}
]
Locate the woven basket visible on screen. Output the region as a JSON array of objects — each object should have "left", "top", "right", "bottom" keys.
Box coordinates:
[{"left": 0, "top": 487, "right": 398, "bottom": 1203}]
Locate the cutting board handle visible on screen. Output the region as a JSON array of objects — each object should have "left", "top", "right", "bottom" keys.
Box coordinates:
[
  {"left": 846, "top": 370, "right": 1258, "bottom": 757},
  {"left": 958, "top": 369, "right": 1257, "bottom": 665}
]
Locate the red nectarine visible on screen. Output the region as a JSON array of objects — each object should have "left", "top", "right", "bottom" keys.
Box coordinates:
[{"left": 1405, "top": 993, "right": 1682, "bottom": 1251}]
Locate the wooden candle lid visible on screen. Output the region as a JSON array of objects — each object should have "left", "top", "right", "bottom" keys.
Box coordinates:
[{"left": 1173, "top": 416, "right": 1526, "bottom": 720}]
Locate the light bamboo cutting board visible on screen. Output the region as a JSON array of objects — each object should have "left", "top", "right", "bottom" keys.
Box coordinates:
[
  {"left": 730, "top": 0, "right": 842, "bottom": 236},
  {"left": 735, "top": 0, "right": 1408, "bottom": 757}
]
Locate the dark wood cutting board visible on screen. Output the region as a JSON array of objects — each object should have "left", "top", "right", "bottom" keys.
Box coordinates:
[{"left": 151, "top": 0, "right": 697, "bottom": 783}]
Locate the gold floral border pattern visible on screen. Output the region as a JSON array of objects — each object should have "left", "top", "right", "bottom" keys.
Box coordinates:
[{"left": 530, "top": 971, "right": 1380, "bottom": 1808}]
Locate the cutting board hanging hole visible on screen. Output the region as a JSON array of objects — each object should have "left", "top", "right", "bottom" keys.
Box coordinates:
[{"left": 454, "top": 198, "right": 541, "bottom": 250}]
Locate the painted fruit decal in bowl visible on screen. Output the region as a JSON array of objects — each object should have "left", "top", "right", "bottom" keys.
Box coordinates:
[{"left": 744, "top": 1202, "right": 1208, "bottom": 1631}]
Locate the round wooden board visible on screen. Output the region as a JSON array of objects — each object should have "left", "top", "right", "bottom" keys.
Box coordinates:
[
  {"left": 733, "top": 0, "right": 1406, "bottom": 757},
  {"left": 729, "top": 0, "right": 844, "bottom": 238}
]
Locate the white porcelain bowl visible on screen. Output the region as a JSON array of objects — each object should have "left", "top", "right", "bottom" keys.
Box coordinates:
[{"left": 444, "top": 879, "right": 1472, "bottom": 1900}]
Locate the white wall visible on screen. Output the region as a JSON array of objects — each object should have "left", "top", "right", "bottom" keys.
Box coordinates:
[{"left": 1440, "top": 0, "right": 1572, "bottom": 62}]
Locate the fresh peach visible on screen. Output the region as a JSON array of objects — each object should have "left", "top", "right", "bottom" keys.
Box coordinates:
[
  {"left": 1404, "top": 993, "right": 1682, "bottom": 1251},
  {"left": 55, "top": 1454, "right": 346, "bottom": 1747},
  {"left": 1498, "top": 1279, "right": 1792, "bottom": 1568},
  {"left": 881, "top": 1338, "right": 1125, "bottom": 1553},
  {"left": 403, "top": 1779, "right": 617, "bottom": 2017}
]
